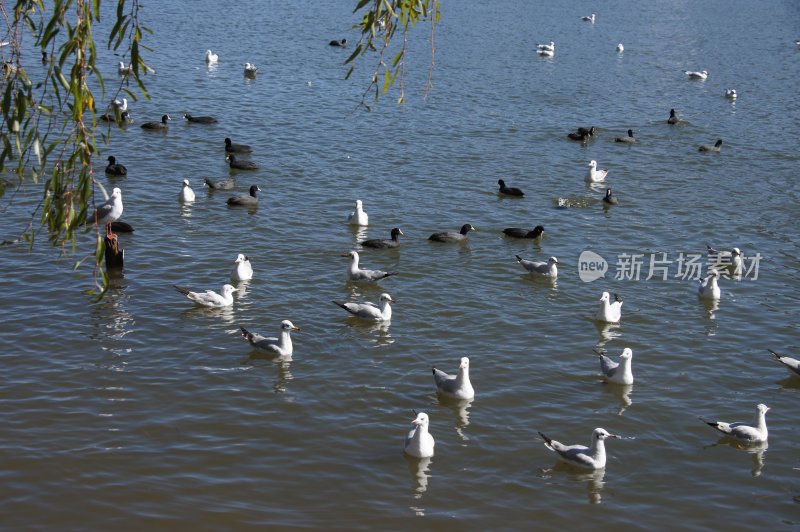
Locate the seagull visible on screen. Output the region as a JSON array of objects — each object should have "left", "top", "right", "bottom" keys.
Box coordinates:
[
  {"left": 333, "top": 292, "right": 394, "bottom": 321},
  {"left": 595, "top": 347, "right": 634, "bottom": 384},
  {"left": 204, "top": 176, "right": 235, "bottom": 190},
  {"left": 348, "top": 200, "right": 368, "bottom": 226},
  {"left": 432, "top": 357, "right": 474, "bottom": 400},
  {"left": 428, "top": 223, "right": 475, "bottom": 243},
  {"left": 140, "top": 114, "right": 171, "bottom": 130},
  {"left": 703, "top": 404, "right": 769, "bottom": 443},
  {"left": 226, "top": 153, "right": 259, "bottom": 170},
  {"left": 614, "top": 129, "right": 636, "bottom": 143},
  {"left": 105, "top": 156, "right": 127, "bottom": 176},
  {"left": 502, "top": 225, "right": 544, "bottom": 239},
  {"left": 707, "top": 245, "right": 742, "bottom": 274},
  {"left": 240, "top": 320, "right": 300, "bottom": 357},
  {"left": 404, "top": 412, "right": 435, "bottom": 458},
  {"left": 108, "top": 97, "right": 128, "bottom": 113},
  {"left": 179, "top": 179, "right": 195, "bottom": 203},
  {"left": 205, "top": 49, "right": 218, "bottom": 64},
  {"left": 616, "top": 43, "right": 624, "bottom": 52},
  {"left": 667, "top": 108, "right": 680, "bottom": 124},
  {"left": 698, "top": 139, "right": 723, "bottom": 153},
  {"left": 596, "top": 291, "right": 622, "bottom": 323},
  {"left": 183, "top": 113, "right": 217, "bottom": 124},
  {"left": 361, "top": 228, "right": 404, "bottom": 249},
  {"left": 537, "top": 48, "right": 554, "bottom": 58},
  {"left": 537, "top": 41, "right": 555, "bottom": 52},
  {"left": 539, "top": 428, "right": 618, "bottom": 470},
  {"left": 698, "top": 269, "right": 721, "bottom": 300},
  {"left": 568, "top": 126, "right": 595, "bottom": 141},
  {"left": 118, "top": 61, "right": 133, "bottom": 75},
  {"left": 343, "top": 250, "right": 396, "bottom": 282},
  {"left": 231, "top": 254, "right": 253, "bottom": 281},
  {"left": 684, "top": 69, "right": 708, "bottom": 80},
  {"left": 243, "top": 62, "right": 258, "bottom": 77},
  {"left": 602, "top": 189, "right": 619, "bottom": 206},
  {"left": 768, "top": 349, "right": 800, "bottom": 377},
  {"left": 586, "top": 160, "right": 608, "bottom": 183},
  {"left": 516, "top": 255, "right": 558, "bottom": 278},
  {"left": 173, "top": 283, "right": 237, "bottom": 308},
  {"left": 498, "top": 179, "right": 524, "bottom": 197},
  {"left": 725, "top": 89, "right": 737, "bottom": 99},
  {"left": 581, "top": 13, "right": 596, "bottom": 23},
  {"left": 224, "top": 137, "right": 252, "bottom": 153},
  {"left": 91, "top": 187, "right": 124, "bottom": 238},
  {"left": 226, "top": 184, "right": 261, "bottom": 207}
]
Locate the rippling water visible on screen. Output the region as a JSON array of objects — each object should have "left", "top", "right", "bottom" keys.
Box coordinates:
[{"left": 2, "top": 0, "right": 800, "bottom": 529}]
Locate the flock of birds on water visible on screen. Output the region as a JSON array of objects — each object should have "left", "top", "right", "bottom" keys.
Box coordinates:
[{"left": 81, "top": 14, "right": 800, "bottom": 475}]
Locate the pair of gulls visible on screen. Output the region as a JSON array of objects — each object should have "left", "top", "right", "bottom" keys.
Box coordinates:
[
  {"left": 173, "top": 254, "right": 254, "bottom": 306},
  {"left": 404, "top": 357, "right": 475, "bottom": 458},
  {"left": 540, "top": 403, "right": 769, "bottom": 471}
]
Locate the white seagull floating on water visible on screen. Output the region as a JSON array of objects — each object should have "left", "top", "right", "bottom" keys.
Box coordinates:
[
  {"left": 333, "top": 292, "right": 394, "bottom": 321},
  {"left": 684, "top": 69, "right": 708, "bottom": 80},
  {"left": 173, "top": 283, "right": 237, "bottom": 308},
  {"left": 343, "top": 250, "right": 396, "bottom": 282},
  {"left": 707, "top": 245, "right": 743, "bottom": 275},
  {"left": 243, "top": 63, "right": 258, "bottom": 77},
  {"left": 581, "top": 13, "right": 596, "bottom": 23},
  {"left": 586, "top": 160, "right": 608, "bottom": 182},
  {"left": 231, "top": 254, "right": 253, "bottom": 281},
  {"left": 179, "top": 179, "right": 195, "bottom": 203},
  {"left": 616, "top": 43, "right": 624, "bottom": 53},
  {"left": 432, "top": 356, "right": 474, "bottom": 400},
  {"left": 595, "top": 291, "right": 623, "bottom": 323},
  {"left": 698, "top": 269, "right": 721, "bottom": 300},
  {"left": 539, "top": 428, "right": 618, "bottom": 470},
  {"left": 404, "top": 412, "right": 435, "bottom": 458},
  {"left": 537, "top": 41, "right": 555, "bottom": 52},
  {"left": 240, "top": 320, "right": 300, "bottom": 357},
  {"left": 515, "top": 255, "right": 558, "bottom": 278},
  {"left": 347, "top": 199, "right": 369, "bottom": 226},
  {"left": 205, "top": 49, "right": 218, "bottom": 64},
  {"left": 769, "top": 349, "right": 800, "bottom": 377},
  {"left": 725, "top": 89, "right": 737, "bottom": 99},
  {"left": 595, "top": 347, "right": 634, "bottom": 385},
  {"left": 703, "top": 404, "right": 769, "bottom": 443}
]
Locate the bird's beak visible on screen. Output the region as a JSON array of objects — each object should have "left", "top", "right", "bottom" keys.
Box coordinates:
[
  {"left": 231, "top": 288, "right": 239, "bottom": 292},
  {"left": 341, "top": 253, "right": 351, "bottom": 257},
  {"left": 291, "top": 326, "right": 300, "bottom": 331},
  {"left": 607, "top": 433, "right": 619, "bottom": 439}
]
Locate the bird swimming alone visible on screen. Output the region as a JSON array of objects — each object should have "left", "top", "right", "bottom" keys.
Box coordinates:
[
  {"left": 498, "top": 179, "right": 525, "bottom": 197},
  {"left": 616, "top": 43, "right": 624, "bottom": 52},
  {"left": 105, "top": 156, "right": 127, "bottom": 176},
  {"left": 698, "top": 139, "right": 723, "bottom": 153},
  {"left": 596, "top": 291, "right": 623, "bottom": 323},
  {"left": 173, "top": 283, "right": 237, "bottom": 308},
  {"left": 515, "top": 255, "right": 558, "bottom": 278},
  {"left": 667, "top": 109, "right": 680, "bottom": 125},
  {"left": 707, "top": 245, "right": 742, "bottom": 276},
  {"left": 205, "top": 49, "right": 218, "bottom": 64},
  {"left": 231, "top": 254, "right": 253, "bottom": 281},
  {"left": 348, "top": 200, "right": 369, "bottom": 226},
  {"left": 204, "top": 176, "right": 236, "bottom": 190},
  {"left": 342, "top": 250, "right": 396, "bottom": 282},
  {"left": 404, "top": 412, "right": 435, "bottom": 458},
  {"left": 581, "top": 13, "right": 596, "bottom": 23},
  {"left": 329, "top": 39, "right": 347, "bottom": 47},
  {"left": 226, "top": 184, "right": 261, "bottom": 207},
  {"left": 725, "top": 89, "right": 737, "bottom": 99},
  {"left": 243, "top": 63, "right": 258, "bottom": 77},
  {"left": 595, "top": 347, "right": 634, "bottom": 385},
  {"left": 684, "top": 69, "right": 708, "bottom": 80},
  {"left": 428, "top": 223, "right": 475, "bottom": 243},
  {"left": 502, "top": 225, "right": 544, "bottom": 239},
  {"left": 586, "top": 160, "right": 609, "bottom": 182},
  {"left": 432, "top": 357, "right": 474, "bottom": 400},
  {"left": 240, "top": 320, "right": 300, "bottom": 358},
  {"left": 118, "top": 61, "right": 133, "bottom": 75},
  {"left": 184, "top": 113, "right": 217, "bottom": 124},
  {"left": 539, "top": 428, "right": 618, "bottom": 470},
  {"left": 698, "top": 269, "right": 721, "bottom": 300},
  {"left": 602, "top": 189, "right": 619, "bottom": 206},
  {"left": 140, "top": 114, "right": 171, "bottom": 130},
  {"left": 179, "top": 179, "right": 195, "bottom": 203},
  {"left": 333, "top": 292, "right": 394, "bottom": 321},
  {"left": 361, "top": 227, "right": 404, "bottom": 249},
  {"left": 537, "top": 41, "right": 555, "bottom": 52},
  {"left": 614, "top": 129, "right": 635, "bottom": 143},
  {"left": 703, "top": 404, "right": 769, "bottom": 443},
  {"left": 224, "top": 137, "right": 252, "bottom": 153}
]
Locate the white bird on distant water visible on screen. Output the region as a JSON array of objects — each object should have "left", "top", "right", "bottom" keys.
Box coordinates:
[
  {"left": 333, "top": 292, "right": 394, "bottom": 321},
  {"left": 515, "top": 255, "right": 558, "bottom": 278},
  {"left": 586, "top": 160, "right": 608, "bottom": 182},
  {"left": 108, "top": 97, "right": 128, "bottom": 113},
  {"left": 595, "top": 291, "right": 622, "bottom": 323},
  {"left": 537, "top": 41, "right": 555, "bottom": 52},
  {"left": 537, "top": 48, "right": 554, "bottom": 58},
  {"left": 90, "top": 187, "right": 124, "bottom": 238},
  {"left": 173, "top": 283, "right": 237, "bottom": 308},
  {"left": 616, "top": 43, "right": 624, "bottom": 52},
  {"left": 725, "top": 88, "right": 737, "bottom": 99},
  {"left": 432, "top": 357, "right": 474, "bottom": 400},
  {"left": 179, "top": 179, "right": 195, "bottom": 203},
  {"left": 707, "top": 245, "right": 743, "bottom": 275},
  {"left": 581, "top": 13, "right": 596, "bottom": 23},
  {"left": 118, "top": 61, "right": 133, "bottom": 75},
  {"left": 698, "top": 269, "right": 721, "bottom": 300},
  {"left": 243, "top": 62, "right": 258, "bottom": 77},
  {"left": 231, "top": 254, "right": 253, "bottom": 281},
  {"left": 240, "top": 320, "right": 300, "bottom": 357},
  {"left": 347, "top": 199, "right": 368, "bottom": 226},
  {"left": 595, "top": 347, "right": 633, "bottom": 384},
  {"left": 343, "top": 250, "right": 396, "bottom": 282},
  {"left": 404, "top": 412, "right": 435, "bottom": 458},
  {"left": 205, "top": 49, "right": 218, "bottom": 64},
  {"left": 769, "top": 349, "right": 800, "bottom": 377},
  {"left": 539, "top": 428, "right": 618, "bottom": 470},
  {"left": 703, "top": 404, "right": 769, "bottom": 443},
  {"left": 684, "top": 69, "right": 708, "bottom": 80}
]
